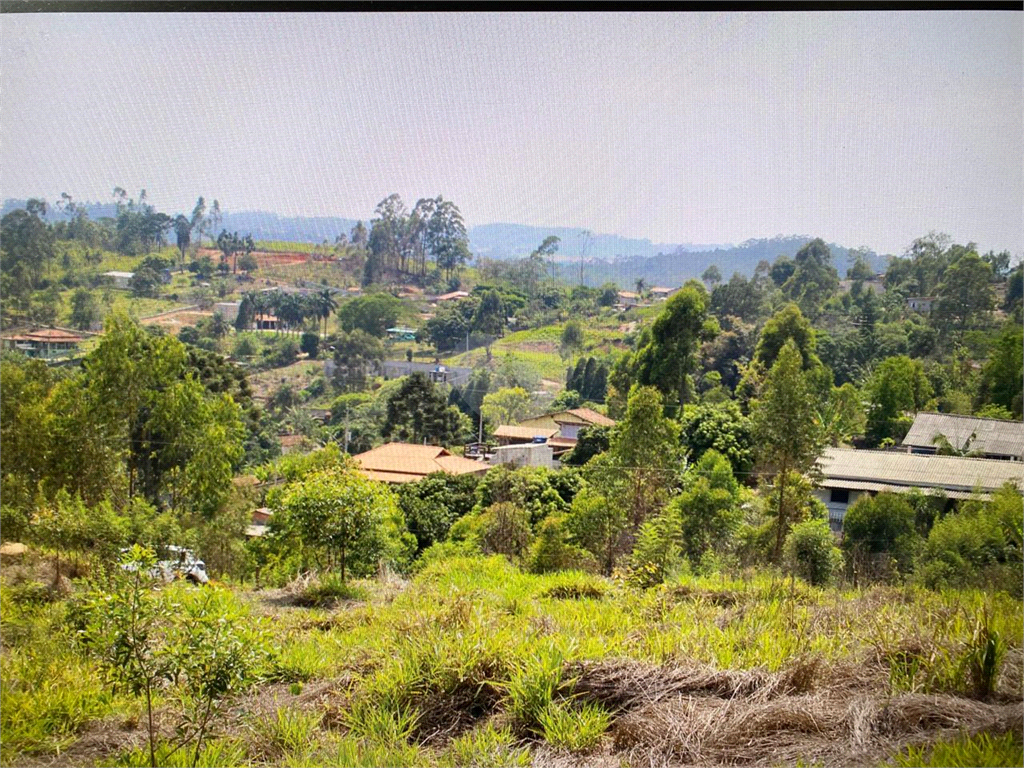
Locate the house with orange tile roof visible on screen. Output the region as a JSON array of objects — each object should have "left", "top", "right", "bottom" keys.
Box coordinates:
[
  {"left": 353, "top": 442, "right": 490, "bottom": 484},
  {"left": 493, "top": 408, "right": 615, "bottom": 458}
]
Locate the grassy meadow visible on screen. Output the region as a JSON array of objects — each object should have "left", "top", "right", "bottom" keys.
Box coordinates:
[{"left": 2, "top": 550, "right": 1021, "bottom": 767}]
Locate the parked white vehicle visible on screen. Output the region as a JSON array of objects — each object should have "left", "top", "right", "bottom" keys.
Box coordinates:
[{"left": 120, "top": 546, "right": 209, "bottom": 585}]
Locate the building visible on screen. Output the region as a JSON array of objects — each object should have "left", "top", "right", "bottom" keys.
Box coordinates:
[
  {"left": 353, "top": 443, "right": 490, "bottom": 484},
  {"left": 649, "top": 286, "right": 678, "bottom": 301},
  {"left": 902, "top": 412, "right": 1024, "bottom": 461},
  {"left": 617, "top": 291, "right": 641, "bottom": 307},
  {"left": 494, "top": 408, "right": 615, "bottom": 458},
  {"left": 278, "top": 434, "right": 311, "bottom": 455},
  {"left": 386, "top": 327, "right": 418, "bottom": 341},
  {"left": 102, "top": 271, "right": 135, "bottom": 289},
  {"left": 214, "top": 302, "right": 241, "bottom": 323},
  {"left": 490, "top": 442, "right": 556, "bottom": 469},
  {"left": 2, "top": 328, "right": 83, "bottom": 359},
  {"left": 906, "top": 297, "right": 935, "bottom": 313},
  {"left": 814, "top": 447, "right": 1024, "bottom": 531},
  {"left": 433, "top": 290, "right": 470, "bottom": 302}
]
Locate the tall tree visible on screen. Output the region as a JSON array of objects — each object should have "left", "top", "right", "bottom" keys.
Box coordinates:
[
  {"left": 631, "top": 281, "right": 713, "bottom": 408},
  {"left": 427, "top": 197, "right": 471, "bottom": 281},
  {"left": 781, "top": 238, "right": 839, "bottom": 318},
  {"left": 934, "top": 252, "right": 994, "bottom": 334},
  {"left": 382, "top": 372, "right": 469, "bottom": 445},
  {"left": 751, "top": 340, "right": 825, "bottom": 562},
  {"left": 173, "top": 215, "right": 191, "bottom": 267},
  {"left": 864, "top": 355, "right": 933, "bottom": 446}
]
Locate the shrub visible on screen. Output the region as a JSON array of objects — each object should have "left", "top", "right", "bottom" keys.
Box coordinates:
[
  {"left": 783, "top": 518, "right": 843, "bottom": 586},
  {"left": 300, "top": 331, "right": 320, "bottom": 359},
  {"left": 842, "top": 493, "right": 921, "bottom": 580},
  {"left": 294, "top": 573, "right": 368, "bottom": 607}
]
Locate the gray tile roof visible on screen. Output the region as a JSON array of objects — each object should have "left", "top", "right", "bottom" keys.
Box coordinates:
[
  {"left": 902, "top": 412, "right": 1024, "bottom": 458},
  {"left": 818, "top": 447, "right": 1024, "bottom": 495}
]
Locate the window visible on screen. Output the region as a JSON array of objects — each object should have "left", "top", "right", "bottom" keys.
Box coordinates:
[{"left": 830, "top": 489, "right": 850, "bottom": 504}]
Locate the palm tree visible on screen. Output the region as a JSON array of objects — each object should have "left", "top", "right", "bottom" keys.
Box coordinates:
[
  {"left": 634, "top": 277, "right": 647, "bottom": 297},
  {"left": 315, "top": 289, "right": 338, "bottom": 336}
]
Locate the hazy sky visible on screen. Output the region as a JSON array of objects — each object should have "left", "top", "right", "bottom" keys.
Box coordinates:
[{"left": 2, "top": 12, "right": 1021, "bottom": 255}]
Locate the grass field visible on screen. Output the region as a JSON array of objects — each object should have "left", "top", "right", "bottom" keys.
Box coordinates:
[{"left": 2, "top": 551, "right": 1021, "bottom": 767}]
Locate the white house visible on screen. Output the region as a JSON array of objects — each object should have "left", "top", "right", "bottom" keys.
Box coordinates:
[
  {"left": 815, "top": 447, "right": 1024, "bottom": 532},
  {"left": 103, "top": 271, "right": 134, "bottom": 290}
]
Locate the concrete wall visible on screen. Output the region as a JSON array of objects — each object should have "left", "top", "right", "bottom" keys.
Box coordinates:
[{"left": 490, "top": 443, "right": 555, "bottom": 470}]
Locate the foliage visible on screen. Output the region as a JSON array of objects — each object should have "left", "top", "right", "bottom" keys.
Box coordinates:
[
  {"left": 670, "top": 450, "right": 743, "bottom": 565},
  {"left": 481, "top": 387, "right": 533, "bottom": 428},
  {"left": 864, "top": 356, "right": 933, "bottom": 446},
  {"left": 396, "top": 472, "right": 480, "bottom": 553},
  {"left": 751, "top": 341, "right": 826, "bottom": 561},
  {"left": 565, "top": 356, "right": 609, "bottom": 402},
  {"left": 976, "top": 324, "right": 1023, "bottom": 418},
  {"left": 382, "top": 372, "right": 470, "bottom": 445},
  {"left": 842, "top": 493, "right": 921, "bottom": 579},
  {"left": 783, "top": 518, "right": 843, "bottom": 586},
  {"left": 629, "top": 511, "right": 684, "bottom": 588},
  {"left": 753, "top": 303, "right": 819, "bottom": 371},
  {"left": 679, "top": 400, "right": 754, "bottom": 476},
  {"left": 933, "top": 252, "right": 994, "bottom": 333},
  {"left": 278, "top": 466, "right": 408, "bottom": 580},
  {"left": 562, "top": 424, "right": 611, "bottom": 466},
  {"left": 631, "top": 282, "right": 713, "bottom": 407},
  {"left": 780, "top": 238, "right": 839, "bottom": 318},
  {"left": 331, "top": 329, "right": 385, "bottom": 392},
  {"left": 337, "top": 293, "right": 403, "bottom": 338}
]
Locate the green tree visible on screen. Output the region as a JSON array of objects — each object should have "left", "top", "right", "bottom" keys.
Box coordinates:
[
  {"left": 842, "top": 493, "right": 920, "bottom": 580},
  {"left": 781, "top": 238, "right": 840, "bottom": 318},
  {"left": 670, "top": 450, "right": 742, "bottom": 565},
  {"left": 784, "top": 518, "right": 843, "bottom": 586},
  {"left": 864, "top": 356, "right": 933, "bottom": 446},
  {"left": 934, "top": 252, "right": 995, "bottom": 334},
  {"left": 599, "top": 385, "right": 681, "bottom": 529},
  {"left": 679, "top": 400, "right": 754, "bottom": 476},
  {"left": 396, "top": 473, "right": 479, "bottom": 553},
  {"left": 753, "top": 303, "right": 819, "bottom": 371},
  {"left": 337, "top": 293, "right": 403, "bottom": 338},
  {"left": 69, "top": 288, "right": 99, "bottom": 331},
  {"left": 819, "top": 382, "right": 867, "bottom": 446},
  {"left": 473, "top": 288, "right": 506, "bottom": 341},
  {"left": 173, "top": 214, "right": 191, "bottom": 267},
  {"left": 559, "top": 320, "right": 585, "bottom": 361},
  {"left": 383, "top": 372, "right": 469, "bottom": 445},
  {"left": 977, "top": 324, "right": 1023, "bottom": 418},
  {"left": 751, "top": 340, "right": 826, "bottom": 562},
  {"left": 629, "top": 511, "right": 683, "bottom": 587},
  {"left": 701, "top": 264, "right": 722, "bottom": 286},
  {"left": 564, "top": 487, "right": 628, "bottom": 575},
  {"left": 481, "top": 387, "right": 533, "bottom": 427},
  {"left": 280, "top": 466, "right": 402, "bottom": 580},
  {"left": 631, "top": 281, "right": 712, "bottom": 408}
]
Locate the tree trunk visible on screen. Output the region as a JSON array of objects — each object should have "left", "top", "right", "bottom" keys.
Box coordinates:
[{"left": 773, "top": 467, "right": 788, "bottom": 564}]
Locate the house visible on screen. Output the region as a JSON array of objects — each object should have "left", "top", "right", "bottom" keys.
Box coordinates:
[
  {"left": 617, "top": 291, "right": 641, "bottom": 307},
  {"left": 379, "top": 360, "right": 472, "bottom": 387},
  {"left": 490, "top": 442, "right": 556, "bottom": 469},
  {"left": 906, "top": 297, "right": 935, "bottom": 313},
  {"left": 434, "top": 290, "right": 470, "bottom": 302},
  {"left": 214, "top": 301, "right": 241, "bottom": 323},
  {"left": 901, "top": 412, "right": 1024, "bottom": 461},
  {"left": 494, "top": 408, "right": 615, "bottom": 458},
  {"left": 254, "top": 314, "right": 279, "bottom": 331},
  {"left": 649, "top": 286, "right": 678, "bottom": 301},
  {"left": 2, "top": 328, "right": 83, "bottom": 359},
  {"left": 814, "top": 447, "right": 1024, "bottom": 532},
  {"left": 102, "top": 270, "right": 134, "bottom": 289},
  {"left": 278, "top": 434, "right": 311, "bottom": 455},
  {"left": 353, "top": 443, "right": 490, "bottom": 484},
  {"left": 246, "top": 507, "right": 273, "bottom": 537},
  {"left": 386, "top": 327, "right": 418, "bottom": 342}
]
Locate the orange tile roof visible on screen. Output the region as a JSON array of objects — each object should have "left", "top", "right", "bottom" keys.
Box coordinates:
[
  {"left": 493, "top": 425, "right": 558, "bottom": 441},
  {"left": 354, "top": 442, "right": 489, "bottom": 483}
]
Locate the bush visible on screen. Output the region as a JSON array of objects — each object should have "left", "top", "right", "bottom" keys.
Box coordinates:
[
  {"left": 294, "top": 573, "right": 368, "bottom": 607},
  {"left": 783, "top": 518, "right": 843, "bottom": 586},
  {"left": 842, "top": 493, "right": 921, "bottom": 580},
  {"left": 300, "top": 331, "right": 320, "bottom": 359}
]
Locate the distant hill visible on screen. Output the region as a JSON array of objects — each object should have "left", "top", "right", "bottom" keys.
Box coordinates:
[
  {"left": 565, "top": 236, "right": 888, "bottom": 288},
  {"left": 467, "top": 222, "right": 725, "bottom": 261},
  {"left": 2, "top": 199, "right": 883, "bottom": 284}
]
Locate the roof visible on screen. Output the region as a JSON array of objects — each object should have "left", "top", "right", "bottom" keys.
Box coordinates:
[
  {"left": 354, "top": 442, "right": 489, "bottom": 482},
  {"left": 817, "top": 447, "right": 1024, "bottom": 495},
  {"left": 552, "top": 408, "right": 616, "bottom": 427},
  {"left": 103, "top": 270, "right": 135, "bottom": 278},
  {"left": 435, "top": 290, "right": 470, "bottom": 302},
  {"left": 494, "top": 425, "right": 559, "bottom": 441},
  {"left": 4, "top": 329, "right": 83, "bottom": 343},
  {"left": 386, "top": 327, "right": 418, "bottom": 334},
  {"left": 618, "top": 291, "right": 640, "bottom": 299},
  {"left": 817, "top": 479, "right": 978, "bottom": 501},
  {"left": 649, "top": 286, "right": 676, "bottom": 294},
  {"left": 902, "top": 412, "right": 1024, "bottom": 458}
]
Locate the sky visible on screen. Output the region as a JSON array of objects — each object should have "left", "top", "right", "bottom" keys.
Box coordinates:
[{"left": 1, "top": 12, "right": 1021, "bottom": 256}]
